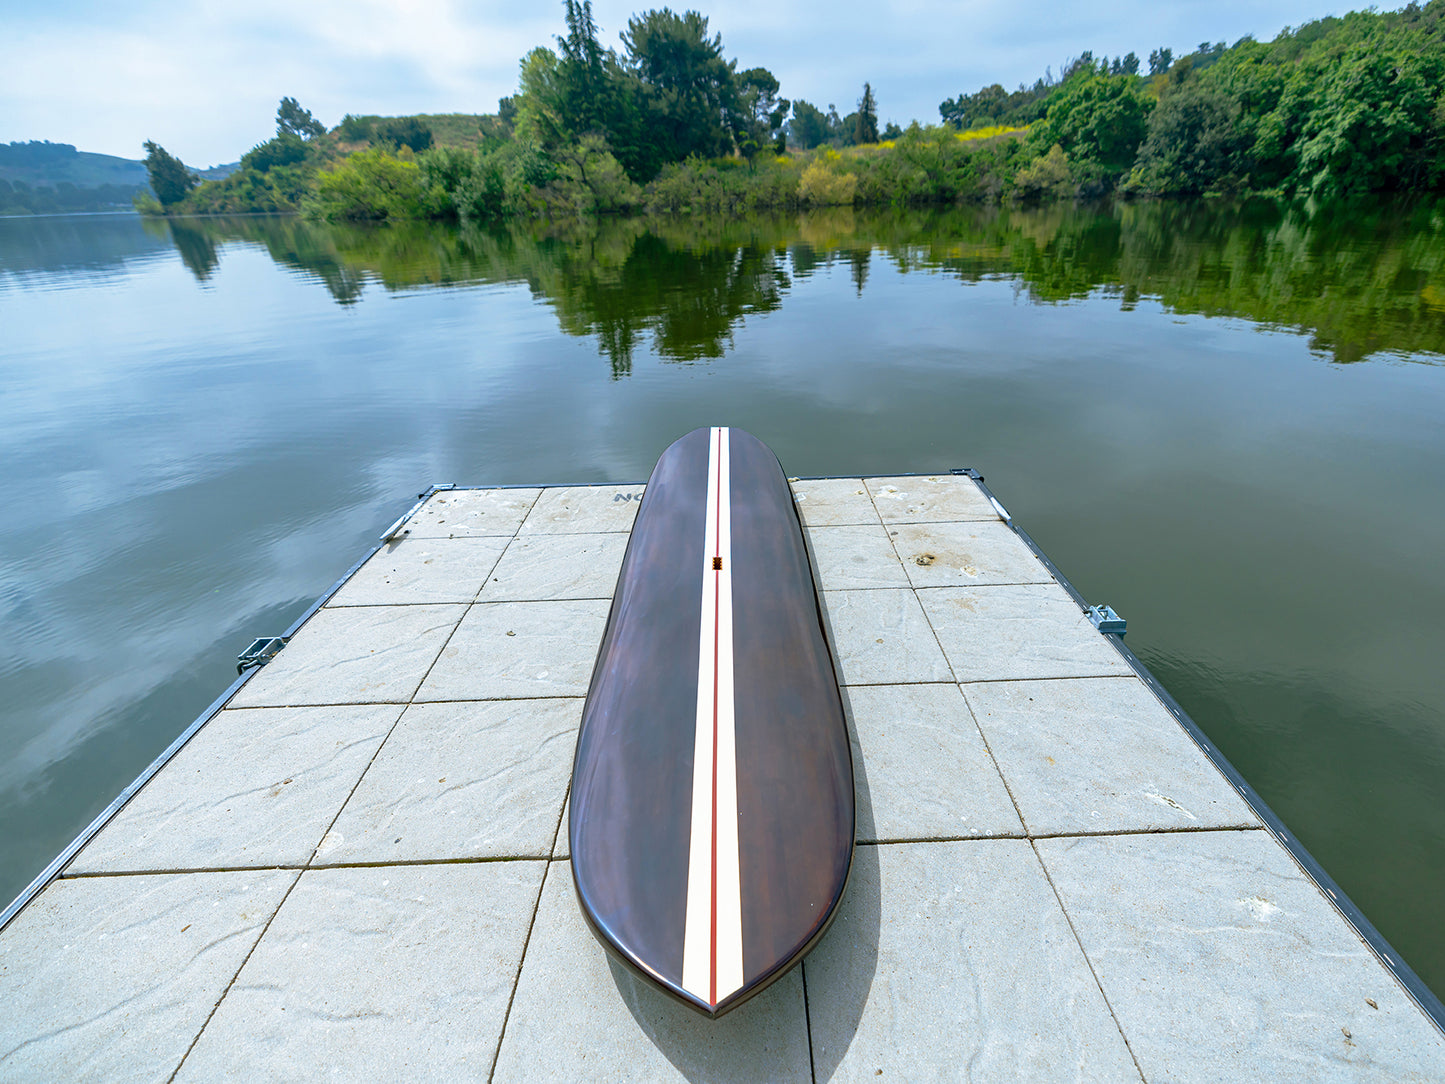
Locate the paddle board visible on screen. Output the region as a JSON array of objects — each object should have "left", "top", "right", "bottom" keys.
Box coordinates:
[{"left": 569, "top": 426, "right": 855, "bottom": 1017}]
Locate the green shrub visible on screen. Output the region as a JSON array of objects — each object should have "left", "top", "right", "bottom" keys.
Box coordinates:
[
  {"left": 541, "top": 135, "right": 641, "bottom": 215},
  {"left": 1014, "top": 145, "right": 1076, "bottom": 202},
  {"left": 643, "top": 156, "right": 800, "bottom": 214},
  {"left": 179, "top": 162, "right": 317, "bottom": 214},
  {"left": 304, "top": 148, "right": 426, "bottom": 221}
]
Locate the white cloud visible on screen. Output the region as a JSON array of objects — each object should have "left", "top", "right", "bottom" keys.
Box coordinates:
[{"left": 1, "top": 0, "right": 1342, "bottom": 165}]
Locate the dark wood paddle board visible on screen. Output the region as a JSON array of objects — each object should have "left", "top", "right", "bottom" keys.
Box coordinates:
[{"left": 569, "top": 426, "right": 854, "bottom": 1017}]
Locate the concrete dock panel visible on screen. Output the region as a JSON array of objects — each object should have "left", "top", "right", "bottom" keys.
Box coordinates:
[
  {"left": 865, "top": 475, "right": 1001, "bottom": 523},
  {"left": 920, "top": 583, "right": 1134, "bottom": 683},
  {"left": 803, "top": 841, "right": 1143, "bottom": 1082},
  {"left": 1037, "top": 830, "right": 1445, "bottom": 1081},
  {"left": 0, "top": 870, "right": 295, "bottom": 1080},
  {"left": 891, "top": 519, "right": 1055, "bottom": 588},
  {"left": 806, "top": 523, "right": 913, "bottom": 591},
  {"left": 325, "top": 536, "right": 511, "bottom": 606},
  {"left": 229, "top": 603, "right": 466, "bottom": 708},
  {"left": 403, "top": 488, "right": 540, "bottom": 539},
  {"left": 519, "top": 484, "right": 645, "bottom": 534},
  {"left": 321, "top": 698, "right": 578, "bottom": 863},
  {"left": 963, "top": 676, "right": 1261, "bottom": 836},
  {"left": 821, "top": 588, "right": 954, "bottom": 685},
  {"left": 175, "top": 862, "right": 543, "bottom": 1082},
  {"left": 842, "top": 683, "right": 1023, "bottom": 842},
  {"left": 493, "top": 861, "right": 812, "bottom": 1083},
  {"left": 790, "top": 478, "right": 880, "bottom": 527},
  {"left": 70, "top": 704, "right": 401, "bottom": 873},
  {"left": 416, "top": 599, "right": 610, "bottom": 702},
  {"left": 478, "top": 532, "right": 629, "bottom": 602}
]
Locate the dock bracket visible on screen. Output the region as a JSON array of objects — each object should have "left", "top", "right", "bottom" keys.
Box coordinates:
[
  {"left": 951, "top": 468, "right": 1011, "bottom": 523},
  {"left": 237, "top": 636, "right": 289, "bottom": 674},
  {"left": 1087, "top": 604, "right": 1127, "bottom": 636}
]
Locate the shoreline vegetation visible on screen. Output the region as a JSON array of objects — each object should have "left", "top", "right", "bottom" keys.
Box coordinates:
[{"left": 135, "top": 0, "right": 1445, "bottom": 223}]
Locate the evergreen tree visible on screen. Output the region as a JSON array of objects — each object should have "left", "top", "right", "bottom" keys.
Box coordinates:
[
  {"left": 277, "top": 97, "right": 325, "bottom": 140},
  {"left": 855, "top": 83, "right": 879, "bottom": 144},
  {"left": 375, "top": 117, "right": 433, "bottom": 152},
  {"left": 789, "top": 100, "right": 831, "bottom": 149},
  {"left": 621, "top": 8, "right": 739, "bottom": 164},
  {"left": 557, "top": 0, "right": 610, "bottom": 135},
  {"left": 141, "top": 141, "right": 197, "bottom": 206}
]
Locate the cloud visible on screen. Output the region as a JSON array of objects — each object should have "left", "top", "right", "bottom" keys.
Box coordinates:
[
  {"left": 2, "top": 0, "right": 1339, "bottom": 165},
  {"left": 2, "top": 0, "right": 554, "bottom": 164}
]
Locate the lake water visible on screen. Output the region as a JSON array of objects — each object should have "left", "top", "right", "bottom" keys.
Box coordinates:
[{"left": 2, "top": 202, "right": 1443, "bottom": 996}]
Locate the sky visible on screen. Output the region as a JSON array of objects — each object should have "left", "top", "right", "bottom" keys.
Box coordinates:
[{"left": 2, "top": 0, "right": 1349, "bottom": 168}]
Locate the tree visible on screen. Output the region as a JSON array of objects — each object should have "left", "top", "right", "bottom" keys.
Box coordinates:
[
  {"left": 1029, "top": 71, "right": 1154, "bottom": 187},
  {"left": 277, "top": 97, "right": 325, "bottom": 140},
  {"left": 1148, "top": 48, "right": 1173, "bottom": 76},
  {"left": 855, "top": 82, "right": 879, "bottom": 144},
  {"left": 241, "top": 133, "right": 309, "bottom": 173},
  {"left": 557, "top": 0, "right": 612, "bottom": 136},
  {"left": 621, "top": 8, "right": 739, "bottom": 163},
  {"left": 515, "top": 45, "right": 570, "bottom": 149},
  {"left": 1061, "top": 51, "right": 1097, "bottom": 82},
  {"left": 337, "top": 114, "right": 374, "bottom": 142},
  {"left": 375, "top": 117, "right": 433, "bottom": 152},
  {"left": 142, "top": 140, "right": 197, "bottom": 206},
  {"left": 789, "top": 100, "right": 830, "bottom": 149},
  {"left": 939, "top": 78, "right": 1054, "bottom": 130},
  {"left": 1294, "top": 47, "right": 1440, "bottom": 196},
  {"left": 736, "top": 67, "right": 788, "bottom": 157},
  {"left": 1131, "top": 82, "right": 1247, "bottom": 193}
]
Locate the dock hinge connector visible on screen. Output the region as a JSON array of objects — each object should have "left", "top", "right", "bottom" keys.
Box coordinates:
[
  {"left": 1087, "top": 604, "right": 1127, "bottom": 636},
  {"left": 950, "top": 468, "right": 1010, "bottom": 523},
  {"left": 237, "top": 636, "right": 289, "bottom": 674}
]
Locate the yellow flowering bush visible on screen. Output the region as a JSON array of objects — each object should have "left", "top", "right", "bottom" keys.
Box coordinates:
[
  {"left": 798, "top": 161, "right": 857, "bottom": 206},
  {"left": 956, "top": 125, "right": 1029, "bottom": 143}
]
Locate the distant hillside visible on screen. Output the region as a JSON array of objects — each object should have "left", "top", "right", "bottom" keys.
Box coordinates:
[
  {"left": 197, "top": 162, "right": 240, "bottom": 181},
  {"left": 0, "top": 141, "right": 148, "bottom": 187},
  {"left": 0, "top": 141, "right": 238, "bottom": 188},
  {"left": 0, "top": 142, "right": 241, "bottom": 216}
]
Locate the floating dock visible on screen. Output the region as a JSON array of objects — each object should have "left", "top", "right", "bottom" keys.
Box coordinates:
[{"left": 2, "top": 473, "right": 1442, "bottom": 1080}]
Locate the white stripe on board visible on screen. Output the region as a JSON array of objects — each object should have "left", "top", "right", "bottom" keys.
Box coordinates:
[
  {"left": 680, "top": 430, "right": 718, "bottom": 999},
  {"left": 681, "top": 427, "right": 744, "bottom": 1005},
  {"left": 713, "top": 429, "right": 743, "bottom": 1000}
]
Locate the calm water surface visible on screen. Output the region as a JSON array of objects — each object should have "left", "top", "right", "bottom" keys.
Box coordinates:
[{"left": 2, "top": 203, "right": 1443, "bottom": 995}]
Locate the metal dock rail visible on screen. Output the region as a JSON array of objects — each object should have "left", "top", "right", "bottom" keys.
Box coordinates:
[{"left": 1, "top": 473, "right": 1441, "bottom": 1080}]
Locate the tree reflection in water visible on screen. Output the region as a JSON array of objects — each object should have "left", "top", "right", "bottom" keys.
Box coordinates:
[{"left": 155, "top": 196, "right": 1445, "bottom": 368}]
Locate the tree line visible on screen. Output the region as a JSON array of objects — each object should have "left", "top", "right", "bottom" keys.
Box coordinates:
[
  {"left": 139, "top": 0, "right": 1445, "bottom": 223},
  {"left": 1, "top": 177, "right": 143, "bottom": 215}
]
